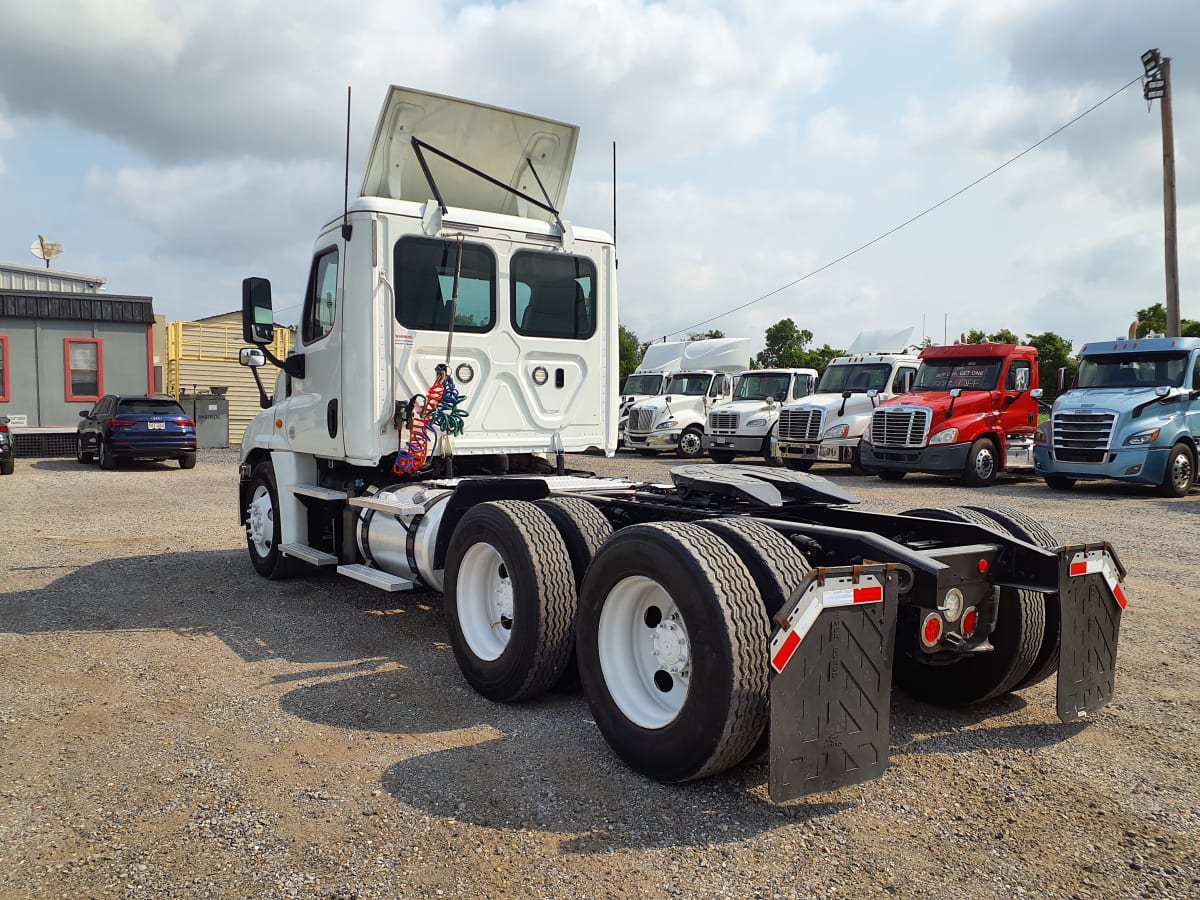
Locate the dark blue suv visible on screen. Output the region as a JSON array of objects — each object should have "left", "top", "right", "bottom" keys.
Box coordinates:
[{"left": 77, "top": 395, "right": 198, "bottom": 470}]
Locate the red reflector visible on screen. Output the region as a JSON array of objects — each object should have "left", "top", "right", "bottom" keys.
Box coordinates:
[
  {"left": 978, "top": 558, "right": 989, "bottom": 573},
  {"left": 853, "top": 585, "right": 883, "bottom": 603},
  {"left": 1113, "top": 583, "right": 1128, "bottom": 609},
  {"left": 771, "top": 629, "right": 802, "bottom": 673},
  {"left": 1069, "top": 561, "right": 1087, "bottom": 577},
  {"left": 921, "top": 612, "right": 943, "bottom": 647},
  {"left": 961, "top": 607, "right": 978, "bottom": 637}
]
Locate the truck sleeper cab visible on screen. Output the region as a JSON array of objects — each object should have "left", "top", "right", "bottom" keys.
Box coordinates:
[
  {"left": 1034, "top": 336, "right": 1200, "bottom": 497},
  {"left": 860, "top": 343, "right": 1041, "bottom": 486}
]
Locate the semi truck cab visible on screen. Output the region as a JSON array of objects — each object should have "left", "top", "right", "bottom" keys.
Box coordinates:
[
  {"left": 702, "top": 368, "right": 817, "bottom": 464},
  {"left": 860, "top": 343, "right": 1042, "bottom": 485},
  {"left": 1034, "top": 336, "right": 1200, "bottom": 496}
]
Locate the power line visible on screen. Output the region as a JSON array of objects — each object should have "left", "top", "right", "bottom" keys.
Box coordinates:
[{"left": 662, "top": 74, "right": 1144, "bottom": 340}]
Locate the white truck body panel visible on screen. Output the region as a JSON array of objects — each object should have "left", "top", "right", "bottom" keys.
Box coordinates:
[{"left": 704, "top": 368, "right": 819, "bottom": 457}]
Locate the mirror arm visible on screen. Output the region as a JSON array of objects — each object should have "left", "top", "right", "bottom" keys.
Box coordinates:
[
  {"left": 257, "top": 343, "right": 305, "bottom": 380},
  {"left": 249, "top": 365, "right": 273, "bottom": 410}
]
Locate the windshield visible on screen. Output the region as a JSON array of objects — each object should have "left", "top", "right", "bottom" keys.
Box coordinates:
[
  {"left": 912, "top": 358, "right": 1004, "bottom": 392},
  {"left": 622, "top": 374, "right": 666, "bottom": 396},
  {"left": 816, "top": 364, "right": 892, "bottom": 393},
  {"left": 734, "top": 373, "right": 791, "bottom": 401},
  {"left": 1077, "top": 352, "right": 1188, "bottom": 389},
  {"left": 667, "top": 374, "right": 712, "bottom": 396}
]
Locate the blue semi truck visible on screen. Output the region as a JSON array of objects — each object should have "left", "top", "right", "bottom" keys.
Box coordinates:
[{"left": 1033, "top": 336, "right": 1200, "bottom": 496}]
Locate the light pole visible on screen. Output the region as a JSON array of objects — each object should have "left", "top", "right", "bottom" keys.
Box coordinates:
[{"left": 1142, "top": 48, "right": 1180, "bottom": 337}]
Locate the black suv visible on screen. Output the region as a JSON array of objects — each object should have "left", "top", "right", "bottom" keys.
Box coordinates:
[{"left": 0, "top": 416, "right": 13, "bottom": 476}]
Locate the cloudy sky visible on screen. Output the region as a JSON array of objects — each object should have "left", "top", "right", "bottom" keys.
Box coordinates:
[{"left": 1, "top": 0, "right": 1197, "bottom": 354}]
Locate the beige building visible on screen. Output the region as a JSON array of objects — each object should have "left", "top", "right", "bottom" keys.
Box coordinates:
[{"left": 166, "top": 311, "right": 292, "bottom": 446}]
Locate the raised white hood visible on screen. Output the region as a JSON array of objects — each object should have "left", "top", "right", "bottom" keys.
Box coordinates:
[{"left": 359, "top": 86, "right": 579, "bottom": 221}]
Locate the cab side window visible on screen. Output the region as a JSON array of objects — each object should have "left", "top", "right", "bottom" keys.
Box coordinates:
[
  {"left": 1006, "top": 360, "right": 1032, "bottom": 392},
  {"left": 302, "top": 247, "right": 339, "bottom": 344},
  {"left": 709, "top": 376, "right": 726, "bottom": 397},
  {"left": 891, "top": 366, "right": 917, "bottom": 393},
  {"left": 1191, "top": 355, "right": 1200, "bottom": 390}
]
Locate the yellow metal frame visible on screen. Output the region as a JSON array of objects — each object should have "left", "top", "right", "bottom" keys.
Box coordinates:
[{"left": 166, "top": 320, "right": 292, "bottom": 399}]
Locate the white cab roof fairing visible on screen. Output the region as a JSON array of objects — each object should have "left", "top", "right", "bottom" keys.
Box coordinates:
[
  {"left": 360, "top": 86, "right": 580, "bottom": 221},
  {"left": 847, "top": 327, "right": 915, "bottom": 356}
]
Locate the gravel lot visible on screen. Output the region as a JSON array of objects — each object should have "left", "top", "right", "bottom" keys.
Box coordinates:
[{"left": 1, "top": 449, "right": 1198, "bottom": 899}]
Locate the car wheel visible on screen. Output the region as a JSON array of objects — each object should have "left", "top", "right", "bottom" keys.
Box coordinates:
[
  {"left": 98, "top": 439, "right": 117, "bottom": 470},
  {"left": 0, "top": 456, "right": 12, "bottom": 476},
  {"left": 179, "top": 452, "right": 197, "bottom": 470},
  {"left": 76, "top": 437, "right": 93, "bottom": 465}
]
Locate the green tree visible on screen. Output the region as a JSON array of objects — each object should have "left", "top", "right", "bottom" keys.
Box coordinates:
[
  {"left": 964, "top": 328, "right": 1021, "bottom": 344},
  {"left": 688, "top": 329, "right": 726, "bottom": 340},
  {"left": 1133, "top": 302, "right": 1200, "bottom": 338},
  {"left": 618, "top": 324, "right": 642, "bottom": 380},
  {"left": 755, "top": 318, "right": 845, "bottom": 370},
  {"left": 1024, "top": 331, "right": 1075, "bottom": 403}
]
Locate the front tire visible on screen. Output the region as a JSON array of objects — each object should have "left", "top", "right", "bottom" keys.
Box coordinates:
[
  {"left": 444, "top": 501, "right": 577, "bottom": 702},
  {"left": 1158, "top": 442, "right": 1194, "bottom": 497},
  {"left": 576, "top": 523, "right": 769, "bottom": 783},
  {"left": 1044, "top": 475, "right": 1075, "bottom": 491},
  {"left": 708, "top": 449, "right": 737, "bottom": 464},
  {"left": 76, "top": 437, "right": 93, "bottom": 464},
  {"left": 962, "top": 438, "right": 998, "bottom": 486},
  {"left": 245, "top": 462, "right": 304, "bottom": 580},
  {"left": 877, "top": 469, "right": 905, "bottom": 482},
  {"left": 676, "top": 425, "right": 704, "bottom": 459},
  {"left": 783, "top": 458, "right": 813, "bottom": 472}
]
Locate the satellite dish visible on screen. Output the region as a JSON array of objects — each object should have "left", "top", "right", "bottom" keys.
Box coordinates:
[{"left": 30, "top": 235, "right": 64, "bottom": 267}]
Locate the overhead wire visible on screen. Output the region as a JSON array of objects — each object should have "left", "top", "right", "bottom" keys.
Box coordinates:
[{"left": 661, "top": 74, "right": 1144, "bottom": 340}]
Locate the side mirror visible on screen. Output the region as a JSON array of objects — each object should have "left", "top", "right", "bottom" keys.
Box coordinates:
[
  {"left": 949, "top": 387, "right": 963, "bottom": 398},
  {"left": 841, "top": 390, "right": 852, "bottom": 399},
  {"left": 867, "top": 388, "right": 879, "bottom": 397},
  {"left": 242, "top": 277, "right": 276, "bottom": 345},
  {"left": 1057, "top": 367, "right": 1067, "bottom": 394},
  {"left": 1030, "top": 388, "right": 1043, "bottom": 399},
  {"left": 240, "top": 347, "right": 266, "bottom": 368},
  {"left": 79, "top": 410, "right": 88, "bottom": 417},
  {"left": 1155, "top": 385, "right": 1171, "bottom": 398}
]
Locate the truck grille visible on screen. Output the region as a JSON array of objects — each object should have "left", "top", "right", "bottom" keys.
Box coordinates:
[
  {"left": 709, "top": 412, "right": 739, "bottom": 431},
  {"left": 629, "top": 408, "right": 656, "bottom": 434},
  {"left": 871, "top": 407, "right": 930, "bottom": 448},
  {"left": 1052, "top": 410, "right": 1115, "bottom": 463},
  {"left": 778, "top": 408, "right": 822, "bottom": 442}
]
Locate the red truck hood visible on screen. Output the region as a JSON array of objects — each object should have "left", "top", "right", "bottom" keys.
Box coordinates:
[{"left": 883, "top": 389, "right": 1000, "bottom": 421}]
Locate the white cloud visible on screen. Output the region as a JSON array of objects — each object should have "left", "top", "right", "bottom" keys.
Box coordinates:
[{"left": 805, "top": 108, "right": 879, "bottom": 161}]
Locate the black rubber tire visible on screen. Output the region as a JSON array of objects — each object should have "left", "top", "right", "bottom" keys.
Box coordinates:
[
  {"left": 636, "top": 449, "right": 660, "bottom": 457},
  {"left": 76, "top": 437, "right": 93, "bottom": 465},
  {"left": 179, "top": 452, "right": 197, "bottom": 470},
  {"left": 761, "top": 435, "right": 784, "bottom": 467},
  {"left": 783, "top": 458, "right": 814, "bottom": 472},
  {"left": 1157, "top": 442, "right": 1194, "bottom": 497},
  {"left": 444, "top": 500, "right": 577, "bottom": 703},
  {"left": 962, "top": 437, "right": 999, "bottom": 486},
  {"left": 245, "top": 462, "right": 305, "bottom": 580},
  {"left": 0, "top": 456, "right": 12, "bottom": 476},
  {"left": 877, "top": 470, "right": 905, "bottom": 482},
  {"left": 677, "top": 425, "right": 705, "bottom": 459},
  {"left": 963, "top": 505, "right": 1062, "bottom": 691},
  {"left": 849, "top": 444, "right": 876, "bottom": 477},
  {"left": 697, "top": 517, "right": 811, "bottom": 619},
  {"left": 894, "top": 506, "right": 1045, "bottom": 705},
  {"left": 708, "top": 449, "right": 737, "bottom": 464},
  {"left": 576, "top": 522, "right": 769, "bottom": 783},
  {"left": 1044, "top": 475, "right": 1076, "bottom": 491},
  {"left": 98, "top": 439, "right": 117, "bottom": 470}
]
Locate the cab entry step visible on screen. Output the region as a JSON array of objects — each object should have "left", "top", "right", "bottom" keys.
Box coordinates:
[
  {"left": 279, "top": 543, "right": 338, "bottom": 566},
  {"left": 337, "top": 564, "right": 414, "bottom": 592}
]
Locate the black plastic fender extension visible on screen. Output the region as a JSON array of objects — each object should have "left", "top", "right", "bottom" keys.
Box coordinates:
[
  {"left": 767, "top": 563, "right": 903, "bottom": 803},
  {"left": 1055, "top": 543, "right": 1127, "bottom": 723}
]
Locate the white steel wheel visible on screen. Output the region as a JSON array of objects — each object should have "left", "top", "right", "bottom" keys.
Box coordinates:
[
  {"left": 244, "top": 462, "right": 303, "bottom": 580},
  {"left": 455, "top": 542, "right": 515, "bottom": 662},
  {"left": 597, "top": 575, "right": 690, "bottom": 729},
  {"left": 247, "top": 484, "right": 275, "bottom": 559},
  {"left": 576, "top": 522, "right": 769, "bottom": 783},
  {"left": 443, "top": 500, "right": 577, "bottom": 703}
]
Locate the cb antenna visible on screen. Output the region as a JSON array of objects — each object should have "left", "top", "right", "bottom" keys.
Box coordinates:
[{"left": 342, "top": 85, "right": 352, "bottom": 241}]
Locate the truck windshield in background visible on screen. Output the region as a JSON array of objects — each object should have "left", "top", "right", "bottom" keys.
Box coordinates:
[
  {"left": 622, "top": 374, "right": 667, "bottom": 395},
  {"left": 1076, "top": 352, "right": 1190, "bottom": 389},
  {"left": 913, "top": 358, "right": 1003, "bottom": 392},
  {"left": 667, "top": 374, "right": 712, "bottom": 396},
  {"left": 816, "top": 364, "right": 892, "bottom": 393},
  {"left": 734, "top": 373, "right": 792, "bottom": 402}
]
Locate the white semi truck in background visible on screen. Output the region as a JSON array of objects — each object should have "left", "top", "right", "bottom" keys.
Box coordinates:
[
  {"left": 703, "top": 368, "right": 817, "bottom": 463},
  {"left": 235, "top": 85, "right": 1128, "bottom": 802},
  {"left": 621, "top": 337, "right": 749, "bottom": 457},
  {"left": 775, "top": 353, "right": 920, "bottom": 474}
]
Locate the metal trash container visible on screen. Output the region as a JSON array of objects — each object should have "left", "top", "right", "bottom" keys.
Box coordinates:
[{"left": 187, "top": 389, "right": 230, "bottom": 449}]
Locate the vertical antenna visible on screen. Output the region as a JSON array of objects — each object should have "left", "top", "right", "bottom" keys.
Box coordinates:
[
  {"left": 341, "top": 86, "right": 353, "bottom": 241},
  {"left": 612, "top": 141, "right": 618, "bottom": 269}
]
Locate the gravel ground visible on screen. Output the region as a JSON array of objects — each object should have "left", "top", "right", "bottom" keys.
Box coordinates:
[{"left": 1, "top": 449, "right": 1198, "bottom": 899}]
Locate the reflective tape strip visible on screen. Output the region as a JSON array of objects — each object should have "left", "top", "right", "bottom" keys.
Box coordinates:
[
  {"left": 770, "top": 573, "right": 885, "bottom": 674},
  {"left": 1070, "top": 549, "right": 1128, "bottom": 610}
]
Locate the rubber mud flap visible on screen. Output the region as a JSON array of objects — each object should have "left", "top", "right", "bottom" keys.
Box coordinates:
[
  {"left": 1056, "top": 568, "right": 1123, "bottom": 723},
  {"left": 769, "top": 568, "right": 899, "bottom": 802}
]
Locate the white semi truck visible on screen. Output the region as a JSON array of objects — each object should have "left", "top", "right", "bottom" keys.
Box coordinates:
[
  {"left": 774, "top": 353, "right": 920, "bottom": 474},
  {"left": 703, "top": 368, "right": 817, "bottom": 463},
  {"left": 621, "top": 338, "right": 749, "bottom": 457},
  {"left": 235, "top": 86, "right": 1128, "bottom": 802}
]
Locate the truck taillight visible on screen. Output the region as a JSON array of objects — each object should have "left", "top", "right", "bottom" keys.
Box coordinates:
[
  {"left": 961, "top": 607, "right": 979, "bottom": 638},
  {"left": 920, "top": 611, "right": 943, "bottom": 647}
]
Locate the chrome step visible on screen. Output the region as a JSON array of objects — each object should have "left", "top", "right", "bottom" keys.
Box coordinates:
[
  {"left": 279, "top": 543, "right": 338, "bottom": 566},
  {"left": 337, "top": 564, "right": 414, "bottom": 592},
  {"left": 289, "top": 484, "right": 348, "bottom": 501},
  {"left": 347, "top": 494, "right": 424, "bottom": 516}
]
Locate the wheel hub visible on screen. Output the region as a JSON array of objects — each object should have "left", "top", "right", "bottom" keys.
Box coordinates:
[
  {"left": 491, "top": 571, "right": 514, "bottom": 630},
  {"left": 247, "top": 487, "right": 273, "bottom": 554},
  {"left": 651, "top": 617, "right": 690, "bottom": 676}
]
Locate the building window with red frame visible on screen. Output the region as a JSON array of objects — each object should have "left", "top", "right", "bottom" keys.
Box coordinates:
[
  {"left": 65, "top": 338, "right": 103, "bottom": 401},
  {"left": 0, "top": 335, "right": 9, "bottom": 402}
]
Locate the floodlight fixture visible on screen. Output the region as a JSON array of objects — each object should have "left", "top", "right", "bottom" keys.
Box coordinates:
[
  {"left": 1144, "top": 78, "right": 1166, "bottom": 101},
  {"left": 1142, "top": 48, "right": 1162, "bottom": 74}
]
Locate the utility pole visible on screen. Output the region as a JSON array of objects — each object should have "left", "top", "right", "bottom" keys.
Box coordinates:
[{"left": 1143, "top": 49, "right": 1180, "bottom": 336}]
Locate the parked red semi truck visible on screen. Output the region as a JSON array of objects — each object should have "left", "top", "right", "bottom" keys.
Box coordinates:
[{"left": 859, "top": 343, "right": 1042, "bottom": 485}]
